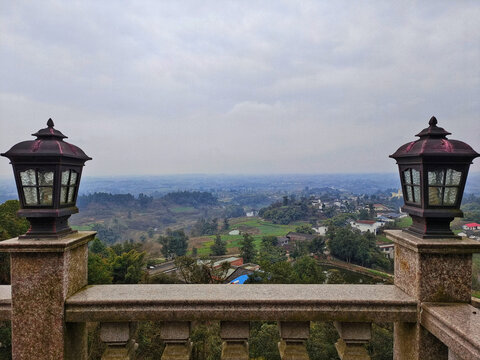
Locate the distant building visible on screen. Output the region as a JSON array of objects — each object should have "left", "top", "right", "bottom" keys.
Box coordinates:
[
  {"left": 246, "top": 209, "right": 258, "bottom": 217},
  {"left": 373, "top": 203, "right": 390, "bottom": 213},
  {"left": 313, "top": 226, "right": 328, "bottom": 235},
  {"left": 463, "top": 223, "right": 480, "bottom": 231},
  {"left": 228, "top": 229, "right": 240, "bottom": 235},
  {"left": 377, "top": 243, "right": 395, "bottom": 259},
  {"left": 350, "top": 220, "right": 383, "bottom": 235}
]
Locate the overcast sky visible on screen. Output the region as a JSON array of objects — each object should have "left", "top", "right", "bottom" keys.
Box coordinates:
[{"left": 1, "top": 1, "right": 479, "bottom": 177}]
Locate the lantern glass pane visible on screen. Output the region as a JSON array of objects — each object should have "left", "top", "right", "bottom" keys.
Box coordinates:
[
  {"left": 429, "top": 187, "right": 443, "bottom": 205},
  {"left": 38, "top": 171, "right": 54, "bottom": 186},
  {"left": 413, "top": 186, "right": 421, "bottom": 204},
  {"left": 403, "top": 170, "right": 412, "bottom": 184},
  {"left": 412, "top": 169, "right": 420, "bottom": 185},
  {"left": 20, "top": 169, "right": 36, "bottom": 186},
  {"left": 69, "top": 171, "right": 78, "bottom": 185},
  {"left": 61, "top": 171, "right": 70, "bottom": 185},
  {"left": 406, "top": 186, "right": 413, "bottom": 202},
  {"left": 67, "top": 186, "right": 75, "bottom": 203},
  {"left": 39, "top": 187, "right": 53, "bottom": 205},
  {"left": 60, "top": 187, "right": 68, "bottom": 204},
  {"left": 443, "top": 187, "right": 458, "bottom": 205},
  {"left": 23, "top": 187, "right": 38, "bottom": 205},
  {"left": 428, "top": 170, "right": 444, "bottom": 186},
  {"left": 445, "top": 169, "right": 462, "bottom": 186}
]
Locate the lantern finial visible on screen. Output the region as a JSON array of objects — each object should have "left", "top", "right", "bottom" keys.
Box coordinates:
[
  {"left": 429, "top": 116, "right": 437, "bottom": 127},
  {"left": 47, "top": 118, "right": 54, "bottom": 128}
]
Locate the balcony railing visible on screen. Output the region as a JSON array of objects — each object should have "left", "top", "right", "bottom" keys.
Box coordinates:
[{"left": 0, "top": 230, "right": 479, "bottom": 359}]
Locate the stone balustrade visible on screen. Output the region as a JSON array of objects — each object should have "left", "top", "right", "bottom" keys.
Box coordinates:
[{"left": 1, "top": 230, "right": 480, "bottom": 359}]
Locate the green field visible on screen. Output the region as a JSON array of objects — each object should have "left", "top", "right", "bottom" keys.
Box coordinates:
[
  {"left": 192, "top": 217, "right": 309, "bottom": 256},
  {"left": 71, "top": 224, "right": 95, "bottom": 231},
  {"left": 170, "top": 206, "right": 197, "bottom": 213}
]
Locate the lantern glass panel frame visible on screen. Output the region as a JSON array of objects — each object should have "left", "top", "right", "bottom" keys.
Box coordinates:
[
  {"left": 400, "top": 166, "right": 422, "bottom": 206},
  {"left": 424, "top": 165, "right": 465, "bottom": 208},
  {"left": 16, "top": 166, "right": 57, "bottom": 208}
]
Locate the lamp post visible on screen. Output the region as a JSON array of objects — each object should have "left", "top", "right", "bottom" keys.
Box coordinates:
[
  {"left": 390, "top": 116, "right": 479, "bottom": 238},
  {"left": 1, "top": 118, "right": 91, "bottom": 238}
]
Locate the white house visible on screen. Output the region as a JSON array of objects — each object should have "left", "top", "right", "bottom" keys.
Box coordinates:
[
  {"left": 350, "top": 220, "right": 383, "bottom": 235},
  {"left": 313, "top": 226, "right": 328, "bottom": 235}
]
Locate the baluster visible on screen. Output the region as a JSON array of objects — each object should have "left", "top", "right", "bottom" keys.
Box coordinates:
[
  {"left": 334, "top": 322, "right": 371, "bottom": 360},
  {"left": 100, "top": 322, "right": 137, "bottom": 360},
  {"left": 220, "top": 321, "right": 250, "bottom": 360},
  {"left": 278, "top": 321, "right": 310, "bottom": 360},
  {"left": 160, "top": 321, "right": 192, "bottom": 360}
]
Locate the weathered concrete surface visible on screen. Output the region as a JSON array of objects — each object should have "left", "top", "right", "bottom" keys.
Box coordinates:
[
  {"left": 0, "top": 231, "right": 95, "bottom": 360},
  {"left": 421, "top": 303, "right": 480, "bottom": 360},
  {"left": 100, "top": 322, "right": 137, "bottom": 360},
  {"left": 66, "top": 284, "right": 417, "bottom": 323}
]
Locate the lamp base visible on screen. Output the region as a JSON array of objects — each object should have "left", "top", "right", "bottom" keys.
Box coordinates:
[
  {"left": 19, "top": 215, "right": 77, "bottom": 239},
  {"left": 406, "top": 215, "right": 460, "bottom": 239}
]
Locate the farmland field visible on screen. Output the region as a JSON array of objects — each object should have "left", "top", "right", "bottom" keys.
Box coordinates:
[{"left": 190, "top": 217, "right": 309, "bottom": 256}]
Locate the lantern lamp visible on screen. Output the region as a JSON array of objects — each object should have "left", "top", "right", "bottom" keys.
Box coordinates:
[
  {"left": 390, "top": 116, "right": 479, "bottom": 238},
  {"left": 1, "top": 119, "right": 91, "bottom": 238}
]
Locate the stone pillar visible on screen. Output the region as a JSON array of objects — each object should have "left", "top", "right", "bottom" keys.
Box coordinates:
[
  {"left": 385, "top": 229, "right": 480, "bottom": 360},
  {"left": 0, "top": 231, "right": 95, "bottom": 360},
  {"left": 334, "top": 322, "right": 371, "bottom": 360},
  {"left": 220, "top": 321, "right": 249, "bottom": 360},
  {"left": 278, "top": 321, "right": 310, "bottom": 360},
  {"left": 100, "top": 322, "right": 137, "bottom": 360},
  {"left": 160, "top": 321, "right": 192, "bottom": 360}
]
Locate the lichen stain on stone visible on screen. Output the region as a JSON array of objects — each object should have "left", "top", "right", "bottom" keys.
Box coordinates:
[{"left": 400, "top": 259, "right": 409, "bottom": 271}]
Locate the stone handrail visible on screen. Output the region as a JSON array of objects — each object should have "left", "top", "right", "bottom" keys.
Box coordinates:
[
  {"left": 420, "top": 303, "right": 480, "bottom": 360},
  {"left": 64, "top": 284, "right": 417, "bottom": 323}
]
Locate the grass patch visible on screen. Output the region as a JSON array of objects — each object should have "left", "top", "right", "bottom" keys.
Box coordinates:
[
  {"left": 473, "top": 291, "right": 480, "bottom": 299},
  {"left": 367, "top": 268, "right": 393, "bottom": 280},
  {"left": 375, "top": 234, "right": 392, "bottom": 244},
  {"left": 394, "top": 216, "right": 412, "bottom": 229}
]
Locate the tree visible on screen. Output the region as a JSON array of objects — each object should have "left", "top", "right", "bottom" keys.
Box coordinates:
[
  {"left": 240, "top": 233, "right": 256, "bottom": 263},
  {"left": 109, "top": 248, "right": 146, "bottom": 284},
  {"left": 158, "top": 228, "right": 189, "bottom": 259},
  {"left": 295, "top": 224, "right": 315, "bottom": 234},
  {"left": 222, "top": 217, "right": 229, "bottom": 231},
  {"left": 309, "top": 236, "right": 326, "bottom": 256},
  {"left": 210, "top": 235, "right": 227, "bottom": 256},
  {"left": 256, "top": 236, "right": 286, "bottom": 266},
  {"left": 88, "top": 253, "right": 113, "bottom": 284},
  {"left": 89, "top": 237, "right": 108, "bottom": 257},
  {"left": 249, "top": 322, "right": 281, "bottom": 360},
  {"left": 0, "top": 200, "right": 29, "bottom": 285}
]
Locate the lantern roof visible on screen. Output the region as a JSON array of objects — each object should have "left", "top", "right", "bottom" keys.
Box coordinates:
[
  {"left": 390, "top": 116, "right": 479, "bottom": 160},
  {"left": 1, "top": 119, "right": 91, "bottom": 163}
]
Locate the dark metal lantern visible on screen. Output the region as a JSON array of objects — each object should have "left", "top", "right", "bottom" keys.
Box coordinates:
[
  {"left": 1, "top": 119, "right": 91, "bottom": 238},
  {"left": 390, "top": 116, "right": 479, "bottom": 238}
]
